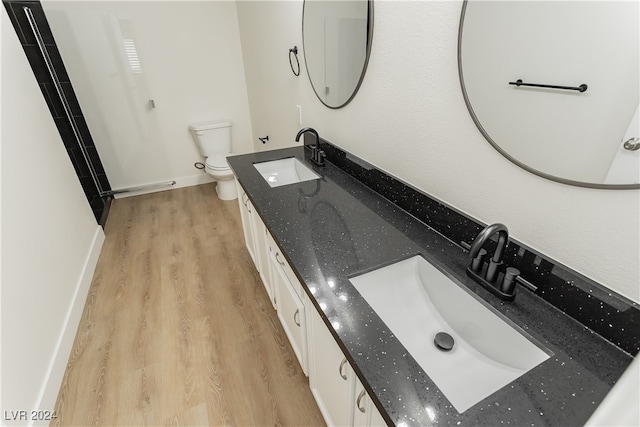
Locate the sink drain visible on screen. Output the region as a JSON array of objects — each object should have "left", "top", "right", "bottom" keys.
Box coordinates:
[{"left": 434, "top": 332, "right": 455, "bottom": 352}]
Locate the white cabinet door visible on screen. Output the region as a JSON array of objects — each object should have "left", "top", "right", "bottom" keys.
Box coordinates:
[
  {"left": 252, "top": 213, "right": 268, "bottom": 279},
  {"left": 236, "top": 180, "right": 275, "bottom": 306},
  {"left": 353, "top": 376, "right": 388, "bottom": 427},
  {"left": 244, "top": 197, "right": 260, "bottom": 270},
  {"left": 309, "top": 308, "right": 355, "bottom": 427},
  {"left": 271, "top": 248, "right": 308, "bottom": 375},
  {"left": 368, "top": 403, "right": 388, "bottom": 427},
  {"left": 353, "top": 376, "right": 369, "bottom": 427},
  {"left": 252, "top": 210, "right": 275, "bottom": 305},
  {"left": 261, "top": 229, "right": 276, "bottom": 308},
  {"left": 235, "top": 180, "right": 257, "bottom": 267}
]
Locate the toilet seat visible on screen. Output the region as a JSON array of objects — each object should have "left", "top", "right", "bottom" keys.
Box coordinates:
[{"left": 206, "top": 154, "right": 231, "bottom": 171}]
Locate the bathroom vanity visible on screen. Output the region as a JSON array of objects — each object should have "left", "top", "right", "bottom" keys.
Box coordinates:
[{"left": 228, "top": 143, "right": 638, "bottom": 426}]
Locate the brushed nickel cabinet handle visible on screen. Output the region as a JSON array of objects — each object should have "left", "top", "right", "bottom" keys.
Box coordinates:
[
  {"left": 339, "top": 357, "right": 348, "bottom": 380},
  {"left": 275, "top": 252, "right": 286, "bottom": 266},
  {"left": 356, "top": 389, "right": 367, "bottom": 413},
  {"left": 294, "top": 309, "right": 301, "bottom": 326},
  {"left": 623, "top": 137, "right": 640, "bottom": 151}
]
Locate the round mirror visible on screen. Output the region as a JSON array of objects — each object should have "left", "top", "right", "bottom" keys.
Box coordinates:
[
  {"left": 302, "top": 0, "right": 374, "bottom": 109},
  {"left": 458, "top": 0, "right": 639, "bottom": 189}
]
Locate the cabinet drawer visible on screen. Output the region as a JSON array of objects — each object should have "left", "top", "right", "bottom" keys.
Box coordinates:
[{"left": 271, "top": 246, "right": 308, "bottom": 375}]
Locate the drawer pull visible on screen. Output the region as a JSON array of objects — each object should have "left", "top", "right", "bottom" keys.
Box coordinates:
[
  {"left": 294, "top": 309, "right": 301, "bottom": 326},
  {"left": 623, "top": 137, "right": 640, "bottom": 151},
  {"left": 275, "top": 252, "right": 286, "bottom": 266},
  {"left": 339, "top": 357, "right": 348, "bottom": 380},
  {"left": 356, "top": 389, "right": 367, "bottom": 413}
]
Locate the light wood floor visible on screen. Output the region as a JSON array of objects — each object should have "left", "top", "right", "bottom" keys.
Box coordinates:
[{"left": 53, "top": 184, "right": 325, "bottom": 426}]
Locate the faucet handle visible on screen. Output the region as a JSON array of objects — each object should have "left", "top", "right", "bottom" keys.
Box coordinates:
[
  {"left": 310, "top": 148, "right": 326, "bottom": 166},
  {"left": 317, "top": 150, "right": 326, "bottom": 165},
  {"left": 470, "top": 248, "right": 487, "bottom": 273},
  {"left": 500, "top": 267, "right": 520, "bottom": 294}
]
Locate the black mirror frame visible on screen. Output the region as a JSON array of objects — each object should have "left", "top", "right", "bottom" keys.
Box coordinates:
[
  {"left": 302, "top": 0, "right": 375, "bottom": 110},
  {"left": 457, "top": 0, "right": 640, "bottom": 190}
]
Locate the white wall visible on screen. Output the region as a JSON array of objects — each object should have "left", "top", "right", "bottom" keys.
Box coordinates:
[
  {"left": 236, "top": 0, "right": 303, "bottom": 150},
  {"left": 461, "top": 1, "right": 638, "bottom": 183},
  {"left": 42, "top": 1, "right": 254, "bottom": 192},
  {"left": 237, "top": 0, "right": 640, "bottom": 303},
  {"left": 1, "top": 10, "right": 104, "bottom": 425}
]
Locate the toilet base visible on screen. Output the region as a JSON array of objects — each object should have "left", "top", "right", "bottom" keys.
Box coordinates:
[{"left": 215, "top": 178, "right": 238, "bottom": 200}]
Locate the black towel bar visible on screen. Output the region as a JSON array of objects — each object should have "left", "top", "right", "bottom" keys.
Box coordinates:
[{"left": 509, "top": 79, "right": 588, "bottom": 92}]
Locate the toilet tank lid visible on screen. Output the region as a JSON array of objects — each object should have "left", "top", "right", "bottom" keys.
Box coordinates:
[{"left": 189, "top": 120, "right": 231, "bottom": 131}]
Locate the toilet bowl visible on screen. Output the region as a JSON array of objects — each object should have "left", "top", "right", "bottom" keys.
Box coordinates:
[
  {"left": 189, "top": 120, "right": 237, "bottom": 201},
  {"left": 205, "top": 154, "right": 236, "bottom": 200}
]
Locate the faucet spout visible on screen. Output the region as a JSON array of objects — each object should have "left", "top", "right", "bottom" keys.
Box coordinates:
[
  {"left": 295, "top": 127, "right": 325, "bottom": 166},
  {"left": 468, "top": 223, "right": 509, "bottom": 282},
  {"left": 469, "top": 223, "right": 509, "bottom": 263},
  {"left": 295, "top": 127, "right": 319, "bottom": 148},
  {"left": 466, "top": 223, "right": 520, "bottom": 301}
]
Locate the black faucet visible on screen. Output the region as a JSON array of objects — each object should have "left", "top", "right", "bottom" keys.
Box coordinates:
[
  {"left": 466, "top": 223, "right": 520, "bottom": 301},
  {"left": 295, "top": 127, "right": 325, "bottom": 166}
]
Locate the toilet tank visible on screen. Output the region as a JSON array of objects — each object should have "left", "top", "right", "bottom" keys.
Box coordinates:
[{"left": 189, "top": 120, "right": 232, "bottom": 157}]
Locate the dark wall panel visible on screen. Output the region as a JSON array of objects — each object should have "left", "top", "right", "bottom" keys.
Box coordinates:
[{"left": 3, "top": 0, "right": 112, "bottom": 224}]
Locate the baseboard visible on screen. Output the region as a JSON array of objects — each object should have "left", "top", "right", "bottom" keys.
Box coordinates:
[
  {"left": 31, "top": 226, "right": 105, "bottom": 426},
  {"left": 113, "top": 173, "right": 215, "bottom": 199}
]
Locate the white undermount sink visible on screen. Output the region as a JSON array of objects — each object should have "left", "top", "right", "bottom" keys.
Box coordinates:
[
  {"left": 349, "top": 255, "right": 551, "bottom": 413},
  {"left": 253, "top": 157, "right": 320, "bottom": 188}
]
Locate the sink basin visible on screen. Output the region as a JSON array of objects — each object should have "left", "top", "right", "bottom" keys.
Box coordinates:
[
  {"left": 253, "top": 157, "right": 320, "bottom": 188},
  {"left": 349, "top": 255, "right": 551, "bottom": 413}
]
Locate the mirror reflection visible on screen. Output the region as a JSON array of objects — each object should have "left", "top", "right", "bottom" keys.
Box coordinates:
[
  {"left": 459, "top": 0, "right": 639, "bottom": 188},
  {"left": 303, "top": 0, "right": 373, "bottom": 109}
]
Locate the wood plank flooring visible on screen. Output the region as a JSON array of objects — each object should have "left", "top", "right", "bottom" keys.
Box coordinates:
[{"left": 53, "top": 184, "right": 326, "bottom": 426}]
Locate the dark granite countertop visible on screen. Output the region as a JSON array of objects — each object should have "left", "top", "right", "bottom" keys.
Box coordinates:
[{"left": 228, "top": 146, "right": 634, "bottom": 426}]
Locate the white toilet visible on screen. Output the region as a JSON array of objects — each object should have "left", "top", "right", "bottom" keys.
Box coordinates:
[{"left": 189, "top": 120, "right": 237, "bottom": 200}]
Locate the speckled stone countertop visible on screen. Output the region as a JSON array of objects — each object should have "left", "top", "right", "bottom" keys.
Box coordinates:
[{"left": 228, "top": 146, "right": 635, "bottom": 426}]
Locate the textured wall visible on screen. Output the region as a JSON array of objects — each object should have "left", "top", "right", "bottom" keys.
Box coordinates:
[{"left": 237, "top": 0, "right": 639, "bottom": 303}]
